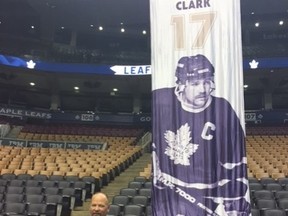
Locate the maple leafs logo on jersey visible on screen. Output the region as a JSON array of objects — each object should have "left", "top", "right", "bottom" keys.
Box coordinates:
[{"left": 164, "top": 123, "right": 199, "bottom": 166}]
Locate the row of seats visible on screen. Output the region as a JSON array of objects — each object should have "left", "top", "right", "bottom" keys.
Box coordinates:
[
  {"left": 249, "top": 182, "right": 288, "bottom": 191},
  {"left": 108, "top": 176, "right": 153, "bottom": 216},
  {"left": 251, "top": 208, "right": 287, "bottom": 216},
  {"left": 0, "top": 173, "right": 96, "bottom": 204},
  {"left": 114, "top": 182, "right": 288, "bottom": 216},
  {"left": 108, "top": 204, "right": 151, "bottom": 216},
  {"left": 0, "top": 145, "right": 144, "bottom": 216},
  {"left": 249, "top": 177, "right": 288, "bottom": 186},
  {"left": 246, "top": 135, "right": 288, "bottom": 179},
  {"left": 0, "top": 193, "right": 70, "bottom": 216},
  {"left": 0, "top": 145, "right": 142, "bottom": 184},
  {"left": 250, "top": 198, "right": 288, "bottom": 216},
  {"left": 0, "top": 202, "right": 56, "bottom": 216},
  {"left": 17, "top": 132, "right": 138, "bottom": 144},
  {"left": 246, "top": 126, "right": 288, "bottom": 135},
  {"left": 136, "top": 136, "right": 288, "bottom": 180},
  {"left": 250, "top": 189, "right": 288, "bottom": 201},
  {"left": 0, "top": 182, "right": 76, "bottom": 216}
]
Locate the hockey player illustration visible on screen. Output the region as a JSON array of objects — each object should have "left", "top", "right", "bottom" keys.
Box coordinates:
[{"left": 152, "top": 54, "right": 250, "bottom": 216}]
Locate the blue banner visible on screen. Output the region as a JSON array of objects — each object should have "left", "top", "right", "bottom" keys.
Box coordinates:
[
  {"left": 150, "top": 0, "right": 250, "bottom": 215},
  {"left": 0, "top": 54, "right": 151, "bottom": 75},
  {"left": 1, "top": 53, "right": 287, "bottom": 75}
]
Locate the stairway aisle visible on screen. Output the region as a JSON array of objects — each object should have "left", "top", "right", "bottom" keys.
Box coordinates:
[{"left": 71, "top": 152, "right": 152, "bottom": 216}]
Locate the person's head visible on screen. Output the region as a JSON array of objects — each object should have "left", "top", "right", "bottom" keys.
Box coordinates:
[
  {"left": 90, "top": 192, "right": 110, "bottom": 216},
  {"left": 175, "top": 54, "right": 215, "bottom": 111}
]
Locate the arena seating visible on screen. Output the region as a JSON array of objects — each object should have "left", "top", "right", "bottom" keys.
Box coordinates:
[
  {"left": 109, "top": 176, "right": 152, "bottom": 216},
  {"left": 0, "top": 144, "right": 143, "bottom": 215},
  {"left": 130, "top": 126, "right": 288, "bottom": 216},
  {"left": 0, "top": 120, "right": 146, "bottom": 215},
  {"left": 246, "top": 135, "right": 288, "bottom": 178},
  {"left": 1, "top": 117, "right": 287, "bottom": 215},
  {"left": 245, "top": 127, "right": 288, "bottom": 215}
]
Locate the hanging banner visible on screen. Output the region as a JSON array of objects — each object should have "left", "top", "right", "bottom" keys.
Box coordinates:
[{"left": 150, "top": 0, "right": 251, "bottom": 215}]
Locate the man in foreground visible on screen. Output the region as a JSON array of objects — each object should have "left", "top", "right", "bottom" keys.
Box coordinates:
[{"left": 90, "top": 192, "right": 110, "bottom": 216}]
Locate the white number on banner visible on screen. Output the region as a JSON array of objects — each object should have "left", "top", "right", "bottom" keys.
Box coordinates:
[{"left": 171, "top": 12, "right": 217, "bottom": 50}]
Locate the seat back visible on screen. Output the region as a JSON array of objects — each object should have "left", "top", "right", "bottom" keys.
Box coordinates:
[
  {"left": 278, "top": 177, "right": 288, "bottom": 186},
  {"left": 5, "top": 194, "right": 25, "bottom": 203},
  {"left": 128, "top": 181, "right": 143, "bottom": 191},
  {"left": 58, "top": 181, "right": 72, "bottom": 189},
  {"left": 65, "top": 175, "right": 80, "bottom": 182},
  {"left": 255, "top": 199, "right": 277, "bottom": 210},
  {"left": 26, "top": 194, "right": 45, "bottom": 204},
  {"left": 131, "top": 195, "right": 148, "bottom": 207},
  {"left": 49, "top": 175, "right": 65, "bottom": 182},
  {"left": 108, "top": 204, "right": 121, "bottom": 216},
  {"left": 1, "top": 173, "right": 17, "bottom": 181},
  {"left": 33, "top": 174, "right": 48, "bottom": 181},
  {"left": 112, "top": 195, "right": 129, "bottom": 207},
  {"left": 260, "top": 177, "right": 277, "bottom": 186},
  {"left": 27, "top": 203, "right": 47, "bottom": 215},
  {"left": 262, "top": 209, "right": 286, "bottom": 216},
  {"left": 6, "top": 186, "right": 25, "bottom": 194},
  {"left": 42, "top": 180, "right": 57, "bottom": 188},
  {"left": 17, "top": 173, "right": 32, "bottom": 180},
  {"left": 124, "top": 204, "right": 143, "bottom": 216},
  {"left": 249, "top": 183, "right": 263, "bottom": 192},
  {"left": 277, "top": 198, "right": 288, "bottom": 210},
  {"left": 265, "top": 183, "right": 283, "bottom": 192},
  {"left": 275, "top": 191, "right": 288, "bottom": 200},
  {"left": 139, "top": 188, "right": 151, "bottom": 199},
  {"left": 4, "top": 202, "right": 26, "bottom": 214},
  {"left": 253, "top": 190, "right": 274, "bottom": 200},
  {"left": 120, "top": 188, "right": 137, "bottom": 198},
  {"left": 10, "top": 179, "right": 25, "bottom": 187},
  {"left": 25, "top": 186, "right": 43, "bottom": 195},
  {"left": 26, "top": 179, "right": 41, "bottom": 187},
  {"left": 251, "top": 208, "right": 260, "bottom": 216},
  {"left": 44, "top": 187, "right": 60, "bottom": 195}
]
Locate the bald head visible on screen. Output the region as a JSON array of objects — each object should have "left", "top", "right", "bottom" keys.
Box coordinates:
[{"left": 90, "top": 192, "right": 110, "bottom": 216}]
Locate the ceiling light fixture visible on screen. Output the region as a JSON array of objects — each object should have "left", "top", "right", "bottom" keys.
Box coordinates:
[
  {"left": 99, "top": 26, "right": 103, "bottom": 31},
  {"left": 30, "top": 82, "right": 35, "bottom": 86},
  {"left": 121, "top": 28, "right": 125, "bottom": 33},
  {"left": 279, "top": 20, "right": 284, "bottom": 25},
  {"left": 142, "top": 30, "right": 147, "bottom": 35},
  {"left": 255, "top": 22, "right": 259, "bottom": 27},
  {"left": 74, "top": 86, "right": 79, "bottom": 90}
]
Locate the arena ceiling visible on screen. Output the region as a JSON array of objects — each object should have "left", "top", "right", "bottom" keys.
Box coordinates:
[{"left": 0, "top": 0, "right": 288, "bottom": 112}]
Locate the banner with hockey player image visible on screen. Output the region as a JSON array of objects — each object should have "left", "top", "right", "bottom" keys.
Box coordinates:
[{"left": 150, "top": 0, "right": 251, "bottom": 215}]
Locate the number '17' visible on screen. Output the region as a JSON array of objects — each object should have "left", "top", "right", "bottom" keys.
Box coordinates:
[{"left": 171, "top": 12, "right": 217, "bottom": 50}]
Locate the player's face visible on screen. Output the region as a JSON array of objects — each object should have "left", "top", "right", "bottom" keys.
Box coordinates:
[{"left": 183, "top": 78, "right": 212, "bottom": 108}]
